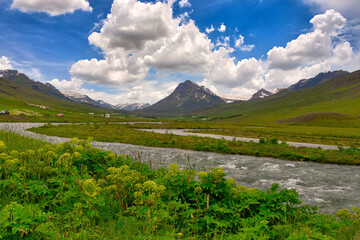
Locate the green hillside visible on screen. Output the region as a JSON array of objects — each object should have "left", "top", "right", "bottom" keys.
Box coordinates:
[
  {"left": 201, "top": 70, "right": 360, "bottom": 126},
  {"left": 0, "top": 75, "right": 109, "bottom": 117}
]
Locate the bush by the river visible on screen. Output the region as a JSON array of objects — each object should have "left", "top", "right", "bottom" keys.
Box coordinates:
[{"left": 0, "top": 138, "right": 359, "bottom": 239}]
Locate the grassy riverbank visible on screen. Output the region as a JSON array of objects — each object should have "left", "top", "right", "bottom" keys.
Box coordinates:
[
  {"left": 0, "top": 133, "right": 359, "bottom": 239},
  {"left": 0, "top": 129, "right": 50, "bottom": 152},
  {"left": 30, "top": 123, "right": 360, "bottom": 165},
  {"left": 127, "top": 121, "right": 360, "bottom": 147}
]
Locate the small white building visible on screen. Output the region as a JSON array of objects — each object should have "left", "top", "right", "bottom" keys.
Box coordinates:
[{"left": 105, "top": 114, "right": 110, "bottom": 118}]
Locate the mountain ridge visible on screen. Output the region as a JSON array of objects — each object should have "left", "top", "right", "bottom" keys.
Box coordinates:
[
  {"left": 140, "top": 80, "right": 226, "bottom": 115},
  {"left": 199, "top": 70, "right": 360, "bottom": 123}
]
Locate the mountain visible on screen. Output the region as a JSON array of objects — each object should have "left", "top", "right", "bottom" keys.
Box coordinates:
[
  {"left": 61, "top": 91, "right": 115, "bottom": 109},
  {"left": 250, "top": 88, "right": 274, "bottom": 100},
  {"left": 218, "top": 94, "right": 247, "bottom": 103},
  {"left": 0, "top": 70, "right": 68, "bottom": 101},
  {"left": 288, "top": 70, "right": 349, "bottom": 91},
  {"left": 0, "top": 69, "right": 108, "bottom": 114},
  {"left": 141, "top": 80, "right": 226, "bottom": 115},
  {"left": 200, "top": 70, "right": 360, "bottom": 124},
  {"left": 115, "top": 103, "right": 151, "bottom": 111},
  {"left": 248, "top": 71, "right": 349, "bottom": 102},
  {"left": 62, "top": 90, "right": 150, "bottom": 111}
]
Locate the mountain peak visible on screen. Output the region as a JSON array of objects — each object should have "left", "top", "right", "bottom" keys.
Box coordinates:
[
  {"left": 183, "top": 80, "right": 194, "bottom": 85},
  {"left": 0, "top": 69, "right": 21, "bottom": 78},
  {"left": 141, "top": 80, "right": 225, "bottom": 115},
  {"left": 250, "top": 88, "right": 274, "bottom": 100}
]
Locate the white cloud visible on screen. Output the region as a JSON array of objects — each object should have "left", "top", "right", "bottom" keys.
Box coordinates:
[
  {"left": 47, "top": 78, "right": 84, "bottom": 91},
  {"left": 205, "top": 25, "right": 215, "bottom": 34},
  {"left": 88, "top": 0, "right": 174, "bottom": 52},
  {"left": 72, "top": 0, "right": 258, "bottom": 92},
  {"left": 11, "top": 0, "right": 92, "bottom": 16},
  {"left": 218, "top": 23, "right": 226, "bottom": 32},
  {"left": 204, "top": 50, "right": 265, "bottom": 89},
  {"left": 70, "top": 55, "right": 148, "bottom": 86},
  {"left": 143, "top": 20, "right": 212, "bottom": 73},
  {"left": 267, "top": 10, "right": 347, "bottom": 71},
  {"left": 264, "top": 10, "right": 354, "bottom": 89},
  {"left": 179, "top": 0, "right": 191, "bottom": 8},
  {"left": 235, "top": 34, "right": 255, "bottom": 51},
  {"left": 70, "top": 1, "right": 358, "bottom": 102},
  {"left": 303, "top": 0, "right": 360, "bottom": 18},
  {"left": 0, "top": 56, "right": 13, "bottom": 70},
  {"left": 215, "top": 36, "right": 231, "bottom": 49},
  {"left": 310, "top": 9, "right": 346, "bottom": 35}
]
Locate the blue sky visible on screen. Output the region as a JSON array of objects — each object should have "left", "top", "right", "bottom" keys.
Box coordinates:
[{"left": 0, "top": 0, "right": 359, "bottom": 104}]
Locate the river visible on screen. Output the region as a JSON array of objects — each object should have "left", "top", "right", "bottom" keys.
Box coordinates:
[{"left": 0, "top": 122, "right": 359, "bottom": 213}]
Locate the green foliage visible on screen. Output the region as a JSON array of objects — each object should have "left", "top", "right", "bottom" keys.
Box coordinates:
[
  {"left": 0, "top": 137, "right": 359, "bottom": 239},
  {"left": 0, "top": 130, "right": 50, "bottom": 152},
  {"left": 31, "top": 123, "right": 360, "bottom": 165}
]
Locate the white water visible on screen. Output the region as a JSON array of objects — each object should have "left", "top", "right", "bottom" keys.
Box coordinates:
[{"left": 1, "top": 122, "right": 359, "bottom": 213}]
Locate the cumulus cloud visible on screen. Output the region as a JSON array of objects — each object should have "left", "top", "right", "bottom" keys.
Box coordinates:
[
  {"left": 0, "top": 56, "right": 13, "bottom": 70},
  {"left": 218, "top": 23, "right": 226, "bottom": 32},
  {"left": 265, "top": 10, "right": 353, "bottom": 89},
  {"left": 235, "top": 35, "right": 255, "bottom": 51},
  {"left": 11, "top": 0, "right": 92, "bottom": 16},
  {"left": 267, "top": 10, "right": 347, "bottom": 71},
  {"left": 205, "top": 25, "right": 215, "bottom": 34},
  {"left": 143, "top": 21, "right": 212, "bottom": 73},
  {"left": 72, "top": 0, "right": 226, "bottom": 86},
  {"left": 70, "top": 55, "right": 148, "bottom": 86},
  {"left": 70, "top": 1, "right": 357, "bottom": 103},
  {"left": 179, "top": 0, "right": 191, "bottom": 8},
  {"left": 303, "top": 0, "right": 360, "bottom": 18},
  {"left": 205, "top": 54, "right": 265, "bottom": 89},
  {"left": 47, "top": 78, "right": 84, "bottom": 91},
  {"left": 310, "top": 9, "right": 346, "bottom": 35}
]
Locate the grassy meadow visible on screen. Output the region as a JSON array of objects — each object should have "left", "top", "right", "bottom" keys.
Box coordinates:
[
  {"left": 29, "top": 123, "right": 360, "bottom": 165},
  {"left": 0, "top": 132, "right": 359, "bottom": 239},
  {"left": 0, "top": 130, "right": 51, "bottom": 152}
]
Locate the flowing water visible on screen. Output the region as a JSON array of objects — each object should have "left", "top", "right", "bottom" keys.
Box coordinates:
[{"left": 1, "top": 122, "right": 359, "bottom": 213}]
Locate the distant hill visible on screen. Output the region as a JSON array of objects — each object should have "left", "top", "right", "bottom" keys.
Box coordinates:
[
  {"left": 0, "top": 69, "right": 108, "bottom": 114},
  {"left": 288, "top": 70, "right": 349, "bottom": 91},
  {"left": 248, "top": 71, "right": 349, "bottom": 102},
  {"left": 0, "top": 70, "right": 69, "bottom": 101},
  {"left": 200, "top": 70, "right": 360, "bottom": 124},
  {"left": 115, "top": 103, "right": 151, "bottom": 111},
  {"left": 62, "top": 90, "right": 150, "bottom": 111},
  {"left": 61, "top": 90, "right": 115, "bottom": 109},
  {"left": 249, "top": 88, "right": 274, "bottom": 100},
  {"left": 141, "top": 80, "right": 226, "bottom": 115}
]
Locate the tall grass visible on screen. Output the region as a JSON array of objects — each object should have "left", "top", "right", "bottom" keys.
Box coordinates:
[
  {"left": 30, "top": 123, "right": 360, "bottom": 165},
  {"left": 0, "top": 129, "right": 51, "bottom": 152}
]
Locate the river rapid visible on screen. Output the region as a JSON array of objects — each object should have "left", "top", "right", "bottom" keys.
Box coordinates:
[{"left": 1, "top": 122, "right": 359, "bottom": 213}]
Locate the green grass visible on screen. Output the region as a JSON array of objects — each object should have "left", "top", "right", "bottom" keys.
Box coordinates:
[
  {"left": 0, "top": 136, "right": 359, "bottom": 239},
  {"left": 199, "top": 70, "right": 360, "bottom": 125},
  {"left": 29, "top": 123, "right": 360, "bottom": 165},
  {"left": 190, "top": 125, "right": 360, "bottom": 147},
  {"left": 127, "top": 121, "right": 360, "bottom": 147},
  {"left": 0, "top": 130, "right": 51, "bottom": 152}
]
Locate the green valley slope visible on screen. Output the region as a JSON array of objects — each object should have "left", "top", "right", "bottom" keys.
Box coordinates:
[
  {"left": 0, "top": 70, "right": 110, "bottom": 116},
  {"left": 201, "top": 70, "right": 360, "bottom": 126}
]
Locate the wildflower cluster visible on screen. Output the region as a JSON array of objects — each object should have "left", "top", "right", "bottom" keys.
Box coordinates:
[{"left": 0, "top": 138, "right": 359, "bottom": 239}]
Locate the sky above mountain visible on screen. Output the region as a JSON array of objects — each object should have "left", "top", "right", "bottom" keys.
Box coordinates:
[{"left": 0, "top": 0, "right": 359, "bottom": 104}]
